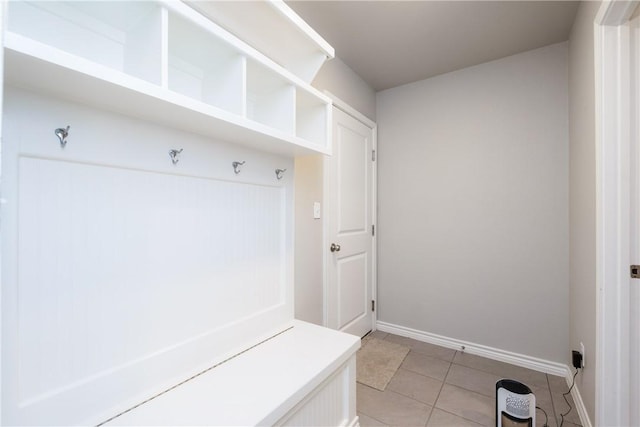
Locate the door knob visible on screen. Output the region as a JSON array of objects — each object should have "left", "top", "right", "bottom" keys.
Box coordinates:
[{"left": 330, "top": 243, "right": 341, "bottom": 252}]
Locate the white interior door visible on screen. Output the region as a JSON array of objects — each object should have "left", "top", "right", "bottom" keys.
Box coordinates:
[{"left": 325, "top": 104, "right": 375, "bottom": 338}]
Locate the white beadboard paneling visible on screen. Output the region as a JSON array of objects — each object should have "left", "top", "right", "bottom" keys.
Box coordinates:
[
  {"left": 18, "top": 157, "right": 285, "bottom": 403},
  {"left": 2, "top": 87, "right": 295, "bottom": 425},
  {"left": 277, "top": 358, "right": 354, "bottom": 426}
]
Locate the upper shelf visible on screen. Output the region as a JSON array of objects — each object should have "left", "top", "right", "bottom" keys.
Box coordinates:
[
  {"left": 3, "top": 0, "right": 333, "bottom": 157},
  {"left": 185, "top": 1, "right": 334, "bottom": 83}
]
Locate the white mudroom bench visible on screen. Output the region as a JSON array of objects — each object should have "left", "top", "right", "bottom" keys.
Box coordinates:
[{"left": 104, "top": 321, "right": 359, "bottom": 426}]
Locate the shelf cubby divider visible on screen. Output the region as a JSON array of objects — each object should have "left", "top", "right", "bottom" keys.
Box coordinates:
[
  {"left": 167, "top": 12, "right": 245, "bottom": 115},
  {"left": 246, "top": 60, "right": 295, "bottom": 135},
  {"left": 296, "top": 88, "right": 330, "bottom": 147}
]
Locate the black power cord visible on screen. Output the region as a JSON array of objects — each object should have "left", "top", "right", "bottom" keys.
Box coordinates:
[
  {"left": 536, "top": 405, "right": 549, "bottom": 427},
  {"left": 559, "top": 367, "right": 580, "bottom": 427}
]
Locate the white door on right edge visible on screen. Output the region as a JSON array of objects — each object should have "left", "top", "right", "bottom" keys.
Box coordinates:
[{"left": 325, "top": 106, "right": 375, "bottom": 338}]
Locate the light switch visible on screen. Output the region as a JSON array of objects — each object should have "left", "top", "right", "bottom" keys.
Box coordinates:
[{"left": 313, "top": 202, "right": 321, "bottom": 219}]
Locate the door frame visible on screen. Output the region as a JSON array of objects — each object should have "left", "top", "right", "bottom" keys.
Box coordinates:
[
  {"left": 321, "top": 91, "right": 377, "bottom": 333},
  {"left": 594, "top": 1, "right": 639, "bottom": 425},
  {"left": 0, "top": 1, "right": 5, "bottom": 422}
]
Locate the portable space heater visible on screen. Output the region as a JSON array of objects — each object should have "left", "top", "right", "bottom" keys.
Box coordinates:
[{"left": 496, "top": 379, "right": 535, "bottom": 426}]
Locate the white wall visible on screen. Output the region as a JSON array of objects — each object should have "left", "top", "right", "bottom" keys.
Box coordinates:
[
  {"left": 568, "top": 1, "right": 601, "bottom": 422},
  {"left": 294, "top": 57, "right": 376, "bottom": 325},
  {"left": 294, "top": 155, "right": 324, "bottom": 324},
  {"left": 376, "top": 42, "right": 569, "bottom": 362}
]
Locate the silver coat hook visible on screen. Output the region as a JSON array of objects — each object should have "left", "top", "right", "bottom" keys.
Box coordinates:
[
  {"left": 169, "top": 148, "right": 183, "bottom": 165},
  {"left": 55, "top": 125, "right": 70, "bottom": 148},
  {"left": 232, "top": 161, "right": 246, "bottom": 174},
  {"left": 275, "top": 168, "right": 287, "bottom": 180}
]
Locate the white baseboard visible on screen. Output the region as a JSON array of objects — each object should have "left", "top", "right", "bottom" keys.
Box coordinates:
[
  {"left": 566, "top": 372, "right": 592, "bottom": 427},
  {"left": 376, "top": 321, "right": 567, "bottom": 376},
  {"left": 376, "top": 321, "right": 592, "bottom": 427}
]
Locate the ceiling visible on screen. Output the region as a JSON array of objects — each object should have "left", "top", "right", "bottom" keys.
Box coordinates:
[{"left": 286, "top": 1, "right": 580, "bottom": 91}]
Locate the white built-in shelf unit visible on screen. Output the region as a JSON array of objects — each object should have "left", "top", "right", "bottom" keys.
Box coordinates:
[
  {"left": 4, "top": 0, "right": 334, "bottom": 156},
  {"left": 185, "top": 1, "right": 335, "bottom": 84}
]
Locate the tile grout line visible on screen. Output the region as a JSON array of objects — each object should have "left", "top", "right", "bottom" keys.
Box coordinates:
[
  {"left": 430, "top": 354, "right": 499, "bottom": 426},
  {"left": 377, "top": 334, "right": 549, "bottom": 426},
  {"left": 452, "top": 350, "right": 551, "bottom": 388},
  {"left": 385, "top": 333, "right": 552, "bottom": 385},
  {"left": 357, "top": 410, "right": 388, "bottom": 426},
  {"left": 436, "top": 408, "right": 487, "bottom": 426},
  {"left": 359, "top": 344, "right": 440, "bottom": 426},
  {"left": 451, "top": 359, "right": 546, "bottom": 385},
  {"left": 356, "top": 386, "right": 431, "bottom": 425},
  {"left": 383, "top": 335, "right": 495, "bottom": 425},
  {"left": 546, "top": 373, "right": 560, "bottom": 426},
  {"left": 435, "top": 354, "right": 502, "bottom": 426},
  {"left": 381, "top": 384, "right": 439, "bottom": 409},
  {"left": 423, "top": 349, "right": 456, "bottom": 426},
  {"left": 357, "top": 334, "right": 416, "bottom": 426}
]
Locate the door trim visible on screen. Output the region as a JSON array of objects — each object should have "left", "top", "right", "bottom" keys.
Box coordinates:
[
  {"left": 0, "top": 2, "right": 5, "bottom": 422},
  {"left": 322, "top": 91, "right": 377, "bottom": 333},
  {"left": 594, "top": 1, "right": 639, "bottom": 425},
  {"left": 324, "top": 91, "right": 376, "bottom": 129}
]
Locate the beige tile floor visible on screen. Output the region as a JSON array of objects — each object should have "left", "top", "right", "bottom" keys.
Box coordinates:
[{"left": 357, "top": 331, "right": 583, "bottom": 427}]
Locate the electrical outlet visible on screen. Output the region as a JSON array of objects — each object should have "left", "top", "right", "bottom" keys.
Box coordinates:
[
  {"left": 572, "top": 350, "right": 582, "bottom": 368},
  {"left": 580, "top": 342, "right": 585, "bottom": 368}
]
